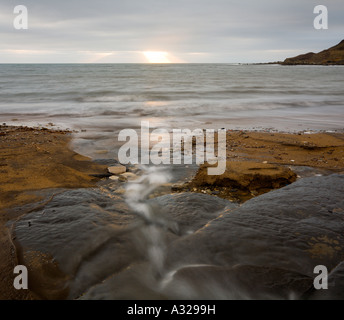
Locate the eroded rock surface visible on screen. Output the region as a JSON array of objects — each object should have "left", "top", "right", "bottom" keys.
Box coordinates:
[
  {"left": 164, "top": 174, "right": 344, "bottom": 299},
  {"left": 13, "top": 188, "right": 234, "bottom": 299},
  {"left": 13, "top": 174, "right": 344, "bottom": 300},
  {"left": 192, "top": 161, "right": 297, "bottom": 191},
  {"left": 183, "top": 160, "right": 297, "bottom": 201}
]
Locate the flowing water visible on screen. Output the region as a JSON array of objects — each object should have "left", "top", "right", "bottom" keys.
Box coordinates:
[
  {"left": 1, "top": 64, "right": 343, "bottom": 158},
  {"left": 2, "top": 64, "right": 344, "bottom": 299}
]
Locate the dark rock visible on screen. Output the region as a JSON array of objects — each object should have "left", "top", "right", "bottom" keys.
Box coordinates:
[
  {"left": 13, "top": 174, "right": 344, "bottom": 300},
  {"left": 307, "top": 261, "right": 344, "bottom": 299},
  {"left": 164, "top": 174, "right": 344, "bottom": 299},
  {"left": 281, "top": 40, "right": 344, "bottom": 65},
  {"left": 149, "top": 192, "right": 237, "bottom": 235},
  {"left": 14, "top": 188, "right": 138, "bottom": 299},
  {"left": 14, "top": 189, "right": 235, "bottom": 299}
]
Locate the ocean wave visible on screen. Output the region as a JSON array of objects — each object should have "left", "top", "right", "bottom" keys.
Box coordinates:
[
  {"left": 2, "top": 88, "right": 344, "bottom": 105},
  {"left": 0, "top": 64, "right": 343, "bottom": 126}
]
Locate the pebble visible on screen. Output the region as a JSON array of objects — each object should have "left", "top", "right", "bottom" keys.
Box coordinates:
[
  {"left": 119, "top": 176, "right": 127, "bottom": 182},
  {"left": 128, "top": 165, "right": 140, "bottom": 173},
  {"left": 108, "top": 165, "right": 126, "bottom": 175},
  {"left": 119, "top": 172, "right": 138, "bottom": 181},
  {"left": 109, "top": 176, "right": 119, "bottom": 181}
]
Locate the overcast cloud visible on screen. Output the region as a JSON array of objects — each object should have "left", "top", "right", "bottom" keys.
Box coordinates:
[{"left": 0, "top": 0, "right": 343, "bottom": 63}]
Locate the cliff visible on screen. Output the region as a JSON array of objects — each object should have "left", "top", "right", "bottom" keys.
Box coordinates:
[{"left": 281, "top": 40, "right": 344, "bottom": 65}]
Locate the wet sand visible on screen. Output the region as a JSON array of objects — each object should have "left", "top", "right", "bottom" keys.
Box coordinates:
[
  {"left": 1, "top": 125, "right": 344, "bottom": 299},
  {"left": 223, "top": 130, "right": 344, "bottom": 170}
]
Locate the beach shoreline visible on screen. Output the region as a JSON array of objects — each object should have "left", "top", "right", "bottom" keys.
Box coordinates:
[{"left": 1, "top": 125, "right": 344, "bottom": 299}]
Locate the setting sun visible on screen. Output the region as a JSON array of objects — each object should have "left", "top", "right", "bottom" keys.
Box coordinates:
[{"left": 143, "top": 51, "right": 171, "bottom": 63}]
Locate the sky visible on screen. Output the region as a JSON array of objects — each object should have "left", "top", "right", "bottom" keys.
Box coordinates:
[{"left": 0, "top": 0, "right": 343, "bottom": 63}]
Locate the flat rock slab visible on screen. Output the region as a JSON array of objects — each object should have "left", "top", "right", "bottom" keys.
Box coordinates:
[
  {"left": 13, "top": 188, "right": 233, "bottom": 299},
  {"left": 12, "top": 174, "right": 344, "bottom": 299},
  {"left": 79, "top": 174, "right": 344, "bottom": 299},
  {"left": 149, "top": 192, "right": 237, "bottom": 235},
  {"left": 165, "top": 174, "right": 344, "bottom": 299},
  {"left": 13, "top": 188, "right": 137, "bottom": 299}
]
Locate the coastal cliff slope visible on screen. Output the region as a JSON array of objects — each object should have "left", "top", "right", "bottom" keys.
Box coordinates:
[{"left": 281, "top": 40, "right": 344, "bottom": 65}]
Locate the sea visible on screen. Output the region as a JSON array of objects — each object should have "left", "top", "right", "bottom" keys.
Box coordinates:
[
  {"left": 1, "top": 63, "right": 343, "bottom": 157},
  {"left": 0, "top": 63, "right": 343, "bottom": 157}
]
